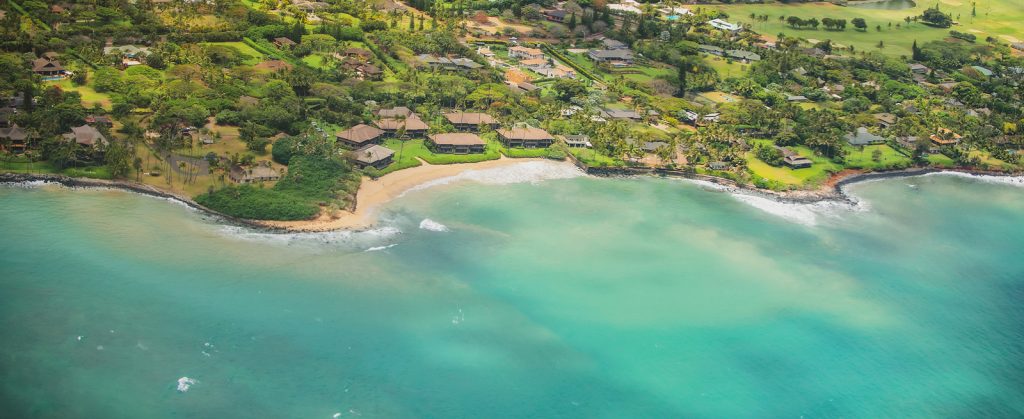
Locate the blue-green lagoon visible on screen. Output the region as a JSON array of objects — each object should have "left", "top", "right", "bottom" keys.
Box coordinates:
[{"left": 2, "top": 167, "right": 1023, "bottom": 418}]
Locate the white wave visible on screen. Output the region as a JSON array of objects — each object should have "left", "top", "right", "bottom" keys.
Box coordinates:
[
  {"left": 419, "top": 218, "right": 449, "bottom": 232},
  {"left": 730, "top": 193, "right": 866, "bottom": 226},
  {"left": 364, "top": 243, "right": 398, "bottom": 252},
  {"left": 400, "top": 160, "right": 584, "bottom": 197},
  {"left": 333, "top": 413, "right": 342, "bottom": 418},
  {"left": 923, "top": 171, "right": 1024, "bottom": 187},
  {"left": 674, "top": 177, "right": 733, "bottom": 191},
  {"left": 0, "top": 180, "right": 53, "bottom": 189},
  {"left": 176, "top": 377, "right": 196, "bottom": 392},
  {"left": 217, "top": 225, "right": 402, "bottom": 250}
]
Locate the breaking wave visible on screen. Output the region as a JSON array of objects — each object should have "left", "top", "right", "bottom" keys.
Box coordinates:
[
  {"left": 729, "top": 193, "right": 867, "bottom": 226},
  {"left": 923, "top": 171, "right": 1024, "bottom": 187},
  {"left": 216, "top": 225, "right": 402, "bottom": 251},
  {"left": 176, "top": 377, "right": 196, "bottom": 392},
  {"left": 365, "top": 243, "right": 398, "bottom": 252},
  {"left": 419, "top": 218, "right": 449, "bottom": 232},
  {"left": 400, "top": 160, "right": 584, "bottom": 197}
]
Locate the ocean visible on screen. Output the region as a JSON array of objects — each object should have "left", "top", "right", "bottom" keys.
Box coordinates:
[{"left": 1, "top": 166, "right": 1023, "bottom": 418}]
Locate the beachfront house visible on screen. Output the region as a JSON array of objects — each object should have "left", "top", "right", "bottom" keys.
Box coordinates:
[
  {"left": 497, "top": 127, "right": 554, "bottom": 148},
  {"left": 930, "top": 128, "right": 962, "bottom": 146},
  {"left": 229, "top": 164, "right": 280, "bottom": 184},
  {"left": 336, "top": 124, "right": 385, "bottom": 149},
  {"left": 777, "top": 147, "right": 812, "bottom": 169},
  {"left": 845, "top": 127, "right": 886, "bottom": 146},
  {"left": 63, "top": 124, "right": 107, "bottom": 148},
  {"left": 0, "top": 124, "right": 30, "bottom": 153},
  {"left": 375, "top": 106, "right": 414, "bottom": 118},
  {"left": 428, "top": 133, "right": 486, "bottom": 154},
  {"left": 444, "top": 112, "right": 499, "bottom": 131},
  {"left": 559, "top": 134, "right": 592, "bottom": 148},
  {"left": 349, "top": 144, "right": 394, "bottom": 170}
]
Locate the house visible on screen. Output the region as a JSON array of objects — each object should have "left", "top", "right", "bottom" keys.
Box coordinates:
[
  {"left": 544, "top": 9, "right": 568, "bottom": 22},
  {"left": 32, "top": 57, "right": 65, "bottom": 76},
  {"left": 357, "top": 64, "right": 383, "bottom": 80},
  {"left": 682, "top": 111, "right": 720, "bottom": 125},
  {"left": 444, "top": 112, "right": 498, "bottom": 131},
  {"left": 777, "top": 147, "right": 812, "bottom": 169},
  {"left": 0, "top": 125, "right": 30, "bottom": 153},
  {"left": 418, "top": 54, "right": 482, "bottom": 71},
  {"left": 229, "top": 164, "right": 280, "bottom": 183},
  {"left": 496, "top": 127, "right": 554, "bottom": 148},
  {"left": 375, "top": 106, "right": 414, "bottom": 118},
  {"left": 509, "top": 46, "right": 544, "bottom": 60},
  {"left": 587, "top": 49, "right": 635, "bottom": 66},
  {"left": 909, "top": 63, "right": 930, "bottom": 74},
  {"left": 930, "top": 128, "right": 962, "bottom": 146},
  {"left": 350, "top": 144, "right": 394, "bottom": 170},
  {"left": 559, "top": 134, "right": 592, "bottom": 148},
  {"left": 335, "top": 124, "right": 385, "bottom": 149},
  {"left": 103, "top": 45, "right": 150, "bottom": 58},
  {"left": 374, "top": 116, "right": 429, "bottom": 137},
  {"left": 708, "top": 19, "right": 742, "bottom": 32},
  {"left": 845, "top": 127, "right": 886, "bottom": 146},
  {"left": 515, "top": 81, "right": 540, "bottom": 93},
  {"left": 641, "top": 141, "right": 668, "bottom": 153},
  {"left": 873, "top": 113, "right": 897, "bottom": 129},
  {"left": 897, "top": 136, "right": 920, "bottom": 149},
  {"left": 63, "top": 125, "right": 107, "bottom": 148},
  {"left": 970, "top": 65, "right": 994, "bottom": 77},
  {"left": 520, "top": 58, "right": 548, "bottom": 69},
  {"left": 534, "top": 64, "right": 576, "bottom": 79},
  {"left": 726, "top": 49, "right": 761, "bottom": 62},
  {"left": 708, "top": 161, "right": 730, "bottom": 170},
  {"left": 273, "top": 37, "right": 297, "bottom": 49},
  {"left": 84, "top": 115, "right": 113, "bottom": 126},
  {"left": 428, "top": 133, "right": 486, "bottom": 154},
  {"left": 344, "top": 48, "right": 373, "bottom": 61},
  {"left": 698, "top": 44, "right": 724, "bottom": 56},
  {"left": 602, "top": 38, "right": 627, "bottom": 50},
  {"left": 477, "top": 47, "right": 495, "bottom": 58},
  {"left": 786, "top": 95, "right": 808, "bottom": 102},
  {"left": 600, "top": 108, "right": 642, "bottom": 121}
]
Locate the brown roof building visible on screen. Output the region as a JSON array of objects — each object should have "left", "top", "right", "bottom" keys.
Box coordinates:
[
  {"left": 63, "top": 124, "right": 107, "bottom": 147},
  {"left": 444, "top": 112, "right": 498, "bottom": 131},
  {"left": 428, "top": 133, "right": 486, "bottom": 154},
  {"left": 273, "top": 37, "right": 297, "bottom": 48},
  {"left": 375, "top": 106, "right": 414, "bottom": 118},
  {"left": 374, "top": 116, "right": 429, "bottom": 136},
  {"left": 350, "top": 144, "right": 394, "bottom": 170},
  {"left": 32, "top": 58, "right": 65, "bottom": 76},
  {"left": 336, "top": 124, "right": 385, "bottom": 149},
  {"left": 0, "top": 124, "right": 30, "bottom": 153},
  {"left": 496, "top": 127, "right": 554, "bottom": 148},
  {"left": 229, "top": 165, "right": 281, "bottom": 183}
]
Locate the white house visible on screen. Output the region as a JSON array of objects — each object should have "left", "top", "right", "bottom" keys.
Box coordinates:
[{"left": 708, "top": 19, "right": 742, "bottom": 32}]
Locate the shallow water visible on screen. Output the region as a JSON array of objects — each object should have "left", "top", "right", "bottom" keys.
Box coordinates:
[{"left": 1, "top": 172, "right": 1023, "bottom": 418}]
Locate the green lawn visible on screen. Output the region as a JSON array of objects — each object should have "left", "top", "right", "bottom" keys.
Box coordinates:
[
  {"left": 968, "top": 150, "right": 1015, "bottom": 170},
  {"left": 703, "top": 54, "right": 749, "bottom": 79},
  {"left": 367, "top": 138, "right": 504, "bottom": 177},
  {"left": 571, "top": 148, "right": 623, "bottom": 167},
  {"left": 926, "top": 153, "right": 956, "bottom": 168},
  {"left": 203, "top": 42, "right": 266, "bottom": 65},
  {"left": 709, "top": 0, "right": 1024, "bottom": 57},
  {"left": 0, "top": 161, "right": 112, "bottom": 179},
  {"left": 44, "top": 79, "right": 113, "bottom": 110},
  {"left": 746, "top": 141, "right": 841, "bottom": 188},
  {"left": 843, "top": 144, "right": 912, "bottom": 170},
  {"left": 301, "top": 54, "right": 331, "bottom": 69}
]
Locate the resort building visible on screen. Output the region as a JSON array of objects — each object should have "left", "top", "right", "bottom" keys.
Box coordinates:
[
  {"left": 374, "top": 116, "right": 430, "bottom": 137},
  {"left": 229, "top": 165, "right": 280, "bottom": 184},
  {"left": 63, "top": 124, "right": 107, "bottom": 148},
  {"left": 777, "top": 147, "right": 812, "bottom": 169},
  {"left": 509, "top": 46, "right": 544, "bottom": 60},
  {"left": 350, "top": 144, "right": 394, "bottom": 169},
  {"left": 428, "top": 133, "right": 486, "bottom": 154},
  {"left": 32, "top": 57, "right": 65, "bottom": 77},
  {"left": 496, "top": 127, "right": 554, "bottom": 148},
  {"left": 375, "top": 106, "right": 414, "bottom": 118},
  {"left": 336, "top": 124, "right": 385, "bottom": 149},
  {"left": 444, "top": 112, "right": 498, "bottom": 131}
]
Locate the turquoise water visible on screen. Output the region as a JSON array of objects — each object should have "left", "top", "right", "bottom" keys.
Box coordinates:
[{"left": 2, "top": 169, "right": 1024, "bottom": 418}]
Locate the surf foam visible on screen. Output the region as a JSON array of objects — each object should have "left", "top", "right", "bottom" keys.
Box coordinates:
[
  {"left": 923, "top": 171, "right": 1024, "bottom": 187},
  {"left": 400, "top": 160, "right": 584, "bottom": 197},
  {"left": 176, "top": 377, "right": 196, "bottom": 392},
  {"left": 419, "top": 219, "right": 449, "bottom": 232},
  {"left": 729, "top": 193, "right": 866, "bottom": 226}
]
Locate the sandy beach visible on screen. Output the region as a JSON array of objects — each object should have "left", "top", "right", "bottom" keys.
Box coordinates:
[{"left": 255, "top": 157, "right": 562, "bottom": 232}]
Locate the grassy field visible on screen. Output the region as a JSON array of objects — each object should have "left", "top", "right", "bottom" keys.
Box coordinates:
[
  {"left": 301, "top": 54, "right": 331, "bottom": 69},
  {"left": 926, "top": 153, "right": 956, "bottom": 167},
  {"left": 702, "top": 54, "right": 750, "bottom": 79},
  {"left": 967, "top": 149, "right": 1015, "bottom": 169},
  {"left": 843, "top": 144, "right": 911, "bottom": 169},
  {"left": 203, "top": 42, "right": 266, "bottom": 65},
  {"left": 746, "top": 141, "right": 841, "bottom": 187},
  {"left": 570, "top": 148, "right": 623, "bottom": 167},
  {"left": 44, "top": 79, "right": 113, "bottom": 110},
  {"left": 708, "top": 0, "right": 1024, "bottom": 56}
]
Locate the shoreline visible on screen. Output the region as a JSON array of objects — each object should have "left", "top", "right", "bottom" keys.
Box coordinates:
[{"left": 2, "top": 164, "right": 1020, "bottom": 233}]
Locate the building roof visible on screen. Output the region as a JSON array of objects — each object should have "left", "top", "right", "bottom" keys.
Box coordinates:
[
  {"left": 273, "top": 37, "right": 296, "bottom": 46},
  {"left": 429, "top": 133, "right": 485, "bottom": 146},
  {"left": 375, "top": 106, "right": 413, "bottom": 118},
  {"left": 787, "top": 95, "right": 808, "bottom": 102},
  {"left": 560, "top": 134, "right": 592, "bottom": 146},
  {"left": 32, "top": 58, "right": 63, "bottom": 73},
  {"left": 726, "top": 49, "right": 761, "bottom": 61},
  {"left": 602, "top": 38, "right": 627, "bottom": 50},
  {"left": 600, "top": 108, "right": 641, "bottom": 120},
  {"left": 336, "top": 124, "right": 384, "bottom": 144},
  {"left": 708, "top": 18, "right": 741, "bottom": 31},
  {"left": 520, "top": 58, "right": 547, "bottom": 67},
  {"left": 231, "top": 165, "right": 279, "bottom": 181},
  {"left": 352, "top": 144, "right": 394, "bottom": 164},
  {"left": 970, "top": 65, "right": 994, "bottom": 77},
  {"left": 345, "top": 48, "right": 372, "bottom": 57},
  {"left": 497, "top": 127, "right": 554, "bottom": 141},
  {"left": 845, "top": 127, "right": 885, "bottom": 146},
  {"left": 0, "top": 125, "right": 28, "bottom": 141},
  {"left": 509, "top": 46, "right": 543, "bottom": 56},
  {"left": 873, "top": 113, "right": 897, "bottom": 124},
  {"left": 588, "top": 49, "right": 635, "bottom": 61},
  {"left": 374, "top": 116, "right": 429, "bottom": 131},
  {"left": 699, "top": 44, "right": 724, "bottom": 54},
  {"left": 65, "top": 124, "right": 107, "bottom": 146},
  {"left": 444, "top": 112, "right": 497, "bottom": 125}
]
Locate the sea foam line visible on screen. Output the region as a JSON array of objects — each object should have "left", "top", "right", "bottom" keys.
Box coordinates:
[
  {"left": 922, "top": 171, "right": 1024, "bottom": 187},
  {"left": 399, "top": 160, "right": 585, "bottom": 198}
]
